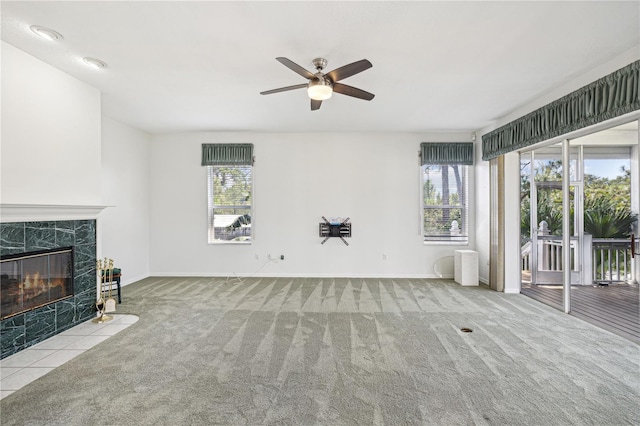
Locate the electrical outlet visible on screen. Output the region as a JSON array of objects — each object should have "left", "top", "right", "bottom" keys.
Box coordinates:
[{"left": 280, "top": 255, "right": 284, "bottom": 260}]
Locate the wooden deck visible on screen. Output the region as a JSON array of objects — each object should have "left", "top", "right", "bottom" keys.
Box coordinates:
[{"left": 521, "top": 282, "right": 640, "bottom": 343}]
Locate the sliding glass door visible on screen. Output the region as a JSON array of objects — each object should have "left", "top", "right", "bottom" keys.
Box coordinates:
[
  {"left": 521, "top": 146, "right": 581, "bottom": 286},
  {"left": 520, "top": 121, "right": 638, "bottom": 315}
]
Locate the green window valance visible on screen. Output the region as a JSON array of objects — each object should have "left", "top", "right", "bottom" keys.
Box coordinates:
[
  {"left": 482, "top": 60, "right": 640, "bottom": 161},
  {"left": 201, "top": 143, "right": 254, "bottom": 166},
  {"left": 420, "top": 142, "right": 474, "bottom": 166}
]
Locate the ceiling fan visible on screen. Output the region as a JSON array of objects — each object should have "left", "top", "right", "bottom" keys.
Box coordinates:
[{"left": 260, "top": 57, "right": 375, "bottom": 110}]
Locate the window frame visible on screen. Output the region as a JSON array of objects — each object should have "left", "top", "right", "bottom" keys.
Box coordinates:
[
  {"left": 421, "top": 163, "right": 469, "bottom": 245},
  {"left": 206, "top": 164, "right": 253, "bottom": 245}
]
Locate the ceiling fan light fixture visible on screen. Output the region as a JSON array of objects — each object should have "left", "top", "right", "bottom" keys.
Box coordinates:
[
  {"left": 30, "top": 25, "right": 63, "bottom": 42},
  {"left": 307, "top": 78, "right": 333, "bottom": 101}
]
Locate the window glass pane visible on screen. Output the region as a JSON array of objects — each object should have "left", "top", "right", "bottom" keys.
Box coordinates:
[
  {"left": 520, "top": 152, "right": 532, "bottom": 241},
  {"left": 207, "top": 165, "right": 252, "bottom": 243},
  {"left": 212, "top": 165, "right": 252, "bottom": 206},
  {"left": 584, "top": 153, "right": 632, "bottom": 238},
  {"left": 423, "top": 164, "right": 468, "bottom": 243},
  {"left": 532, "top": 145, "right": 579, "bottom": 181}
]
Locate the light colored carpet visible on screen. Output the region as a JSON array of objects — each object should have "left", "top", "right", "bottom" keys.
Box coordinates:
[{"left": 1, "top": 277, "right": 638, "bottom": 425}]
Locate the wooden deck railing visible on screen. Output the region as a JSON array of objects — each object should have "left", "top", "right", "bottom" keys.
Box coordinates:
[
  {"left": 521, "top": 237, "right": 634, "bottom": 285},
  {"left": 592, "top": 239, "right": 632, "bottom": 284}
]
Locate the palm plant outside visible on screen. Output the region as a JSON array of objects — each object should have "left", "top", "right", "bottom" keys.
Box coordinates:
[
  {"left": 521, "top": 162, "right": 635, "bottom": 238},
  {"left": 521, "top": 159, "right": 636, "bottom": 280}
]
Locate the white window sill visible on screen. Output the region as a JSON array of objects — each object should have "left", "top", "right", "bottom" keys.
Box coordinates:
[
  {"left": 208, "top": 241, "right": 252, "bottom": 245},
  {"left": 423, "top": 241, "right": 469, "bottom": 246}
]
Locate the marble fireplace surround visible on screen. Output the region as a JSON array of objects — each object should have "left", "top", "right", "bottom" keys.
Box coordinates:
[{"left": 0, "top": 204, "right": 106, "bottom": 359}]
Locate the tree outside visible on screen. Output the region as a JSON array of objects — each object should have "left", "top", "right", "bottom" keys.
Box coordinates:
[
  {"left": 423, "top": 165, "right": 464, "bottom": 237},
  {"left": 521, "top": 154, "right": 636, "bottom": 281},
  {"left": 211, "top": 165, "right": 252, "bottom": 241},
  {"left": 521, "top": 158, "right": 635, "bottom": 239}
]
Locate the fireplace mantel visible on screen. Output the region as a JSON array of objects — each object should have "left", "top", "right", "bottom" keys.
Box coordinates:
[{"left": 0, "top": 204, "right": 109, "bottom": 223}]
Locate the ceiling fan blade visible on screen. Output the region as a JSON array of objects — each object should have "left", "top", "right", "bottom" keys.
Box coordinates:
[
  {"left": 325, "top": 59, "right": 372, "bottom": 82},
  {"left": 260, "top": 83, "right": 307, "bottom": 95},
  {"left": 311, "top": 99, "right": 322, "bottom": 111},
  {"left": 276, "top": 57, "right": 316, "bottom": 80},
  {"left": 333, "top": 83, "right": 375, "bottom": 101}
]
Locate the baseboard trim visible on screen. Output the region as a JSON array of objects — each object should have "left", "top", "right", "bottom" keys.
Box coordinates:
[
  {"left": 121, "top": 272, "right": 151, "bottom": 287},
  {"left": 149, "top": 272, "right": 451, "bottom": 279}
]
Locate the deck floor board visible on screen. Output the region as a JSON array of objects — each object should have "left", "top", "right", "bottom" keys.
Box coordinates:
[{"left": 521, "top": 283, "right": 639, "bottom": 343}]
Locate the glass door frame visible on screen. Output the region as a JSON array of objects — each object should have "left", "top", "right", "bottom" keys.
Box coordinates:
[{"left": 523, "top": 145, "right": 583, "bottom": 288}]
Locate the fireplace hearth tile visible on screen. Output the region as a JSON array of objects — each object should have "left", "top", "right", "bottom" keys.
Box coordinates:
[
  {"left": 30, "top": 349, "right": 84, "bottom": 368},
  {"left": 91, "top": 323, "right": 133, "bottom": 336},
  {"left": 59, "top": 321, "right": 106, "bottom": 336},
  {"left": 0, "top": 348, "right": 56, "bottom": 368},
  {"left": 64, "top": 334, "right": 110, "bottom": 350},
  {"left": 1, "top": 367, "right": 54, "bottom": 391},
  {"left": 0, "top": 314, "right": 137, "bottom": 398},
  {"left": 113, "top": 314, "right": 139, "bottom": 324},
  {"left": 0, "top": 367, "right": 21, "bottom": 379},
  {"left": 31, "top": 334, "right": 84, "bottom": 350}
]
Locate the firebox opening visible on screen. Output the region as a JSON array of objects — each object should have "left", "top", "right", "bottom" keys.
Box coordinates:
[{"left": 1, "top": 247, "right": 74, "bottom": 320}]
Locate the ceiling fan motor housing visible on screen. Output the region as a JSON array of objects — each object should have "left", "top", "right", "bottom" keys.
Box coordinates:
[{"left": 312, "top": 57, "right": 328, "bottom": 71}]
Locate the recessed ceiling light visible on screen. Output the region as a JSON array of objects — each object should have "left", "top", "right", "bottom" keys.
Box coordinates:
[
  {"left": 30, "top": 25, "right": 63, "bottom": 41},
  {"left": 82, "top": 57, "right": 108, "bottom": 70}
]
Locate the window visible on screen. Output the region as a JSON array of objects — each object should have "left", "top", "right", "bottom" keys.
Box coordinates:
[
  {"left": 201, "top": 143, "right": 254, "bottom": 244},
  {"left": 207, "top": 165, "right": 252, "bottom": 243},
  {"left": 422, "top": 164, "right": 468, "bottom": 243},
  {"left": 420, "top": 142, "right": 472, "bottom": 244}
]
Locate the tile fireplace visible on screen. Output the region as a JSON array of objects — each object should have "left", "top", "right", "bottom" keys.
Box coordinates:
[{"left": 0, "top": 220, "right": 97, "bottom": 359}]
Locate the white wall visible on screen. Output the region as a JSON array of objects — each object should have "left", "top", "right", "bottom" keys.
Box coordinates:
[
  {"left": 101, "top": 116, "right": 151, "bottom": 284},
  {"left": 0, "top": 42, "right": 101, "bottom": 206},
  {"left": 475, "top": 46, "right": 640, "bottom": 291},
  {"left": 149, "top": 132, "right": 474, "bottom": 277}
]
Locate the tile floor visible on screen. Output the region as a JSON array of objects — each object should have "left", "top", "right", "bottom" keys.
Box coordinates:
[{"left": 0, "top": 314, "right": 138, "bottom": 399}]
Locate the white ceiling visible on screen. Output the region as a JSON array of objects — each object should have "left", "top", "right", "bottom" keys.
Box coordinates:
[{"left": 2, "top": 1, "right": 639, "bottom": 135}]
